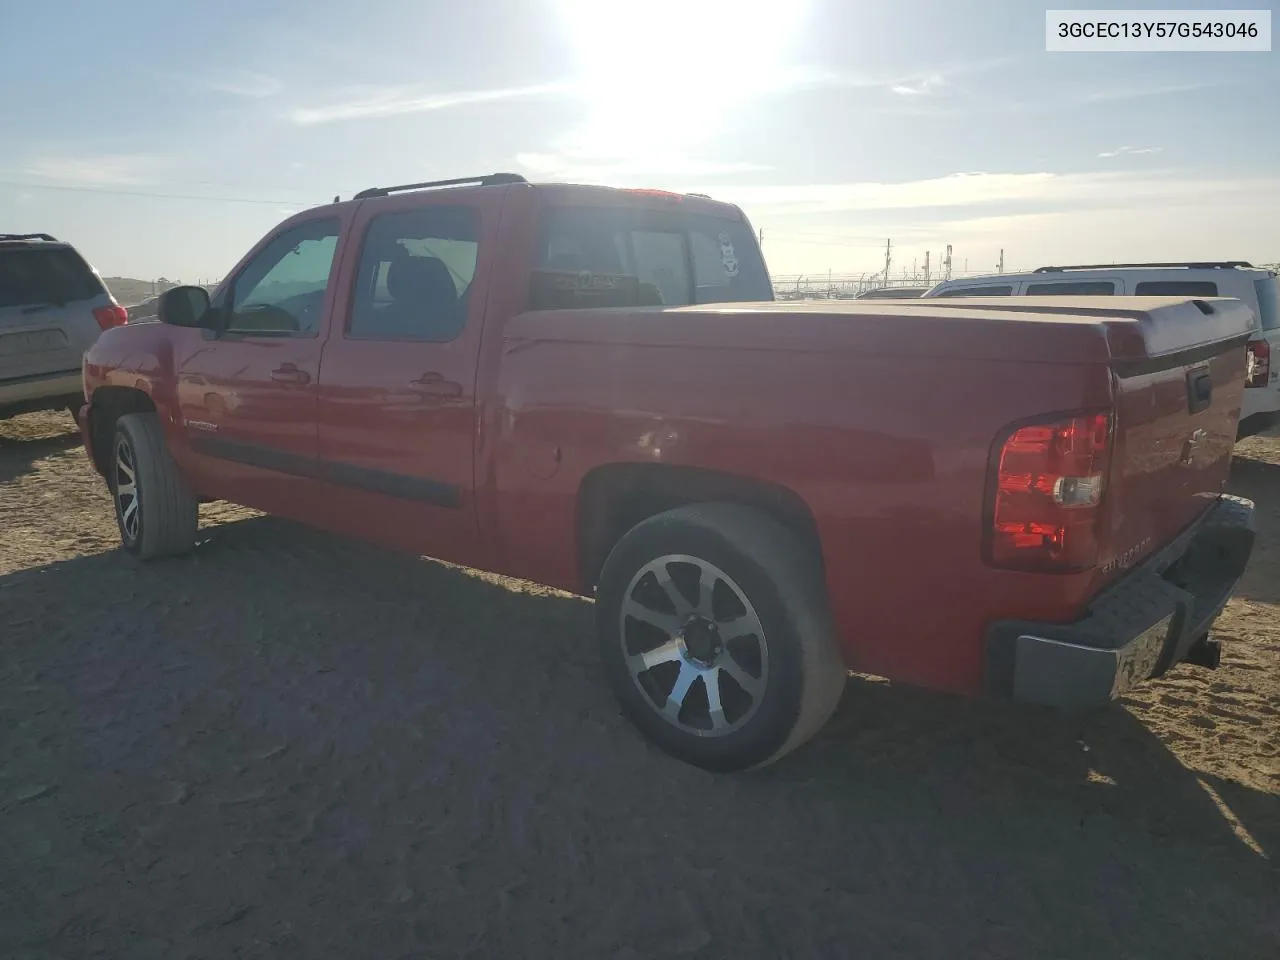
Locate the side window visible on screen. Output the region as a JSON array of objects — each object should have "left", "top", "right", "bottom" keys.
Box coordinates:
[
  {"left": 934, "top": 284, "right": 1013, "bottom": 297},
  {"left": 348, "top": 205, "right": 479, "bottom": 342},
  {"left": 1133, "top": 280, "right": 1219, "bottom": 297},
  {"left": 1025, "top": 281, "right": 1116, "bottom": 295},
  {"left": 1254, "top": 277, "right": 1278, "bottom": 330},
  {"left": 226, "top": 218, "right": 340, "bottom": 336},
  {"left": 530, "top": 207, "right": 772, "bottom": 310}
]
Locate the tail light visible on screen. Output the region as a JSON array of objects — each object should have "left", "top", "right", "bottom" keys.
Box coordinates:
[
  {"left": 1246, "top": 338, "right": 1270, "bottom": 387},
  {"left": 985, "top": 411, "right": 1112, "bottom": 573},
  {"left": 92, "top": 304, "right": 129, "bottom": 331}
]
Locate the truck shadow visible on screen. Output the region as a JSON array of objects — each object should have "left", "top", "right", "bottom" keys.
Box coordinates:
[
  {"left": 1224, "top": 453, "right": 1280, "bottom": 606},
  {"left": 1, "top": 513, "right": 1276, "bottom": 957},
  {"left": 0, "top": 422, "right": 83, "bottom": 484}
]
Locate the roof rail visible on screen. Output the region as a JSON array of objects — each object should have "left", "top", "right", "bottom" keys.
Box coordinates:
[
  {"left": 352, "top": 172, "right": 527, "bottom": 201},
  {"left": 0, "top": 232, "right": 58, "bottom": 242},
  {"left": 1033, "top": 260, "right": 1255, "bottom": 273}
]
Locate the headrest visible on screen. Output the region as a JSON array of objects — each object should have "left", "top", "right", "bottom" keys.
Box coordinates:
[{"left": 386, "top": 254, "right": 457, "bottom": 308}]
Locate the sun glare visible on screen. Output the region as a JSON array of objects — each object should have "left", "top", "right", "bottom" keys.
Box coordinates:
[{"left": 552, "top": 0, "right": 813, "bottom": 163}]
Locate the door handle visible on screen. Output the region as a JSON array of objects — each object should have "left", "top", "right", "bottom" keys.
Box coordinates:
[
  {"left": 408, "top": 373, "right": 462, "bottom": 398},
  {"left": 270, "top": 364, "right": 311, "bottom": 385}
]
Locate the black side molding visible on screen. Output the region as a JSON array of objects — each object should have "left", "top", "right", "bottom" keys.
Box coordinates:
[{"left": 192, "top": 437, "right": 460, "bottom": 508}]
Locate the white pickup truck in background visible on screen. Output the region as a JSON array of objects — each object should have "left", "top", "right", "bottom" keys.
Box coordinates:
[{"left": 924, "top": 261, "right": 1280, "bottom": 438}]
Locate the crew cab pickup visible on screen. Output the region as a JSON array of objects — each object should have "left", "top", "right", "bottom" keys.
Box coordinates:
[{"left": 78, "top": 173, "right": 1257, "bottom": 772}]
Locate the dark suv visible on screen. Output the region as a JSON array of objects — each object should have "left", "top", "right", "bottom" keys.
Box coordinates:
[{"left": 0, "top": 233, "right": 128, "bottom": 420}]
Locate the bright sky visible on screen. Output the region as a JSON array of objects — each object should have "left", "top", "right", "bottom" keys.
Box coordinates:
[{"left": 1, "top": 0, "right": 1276, "bottom": 282}]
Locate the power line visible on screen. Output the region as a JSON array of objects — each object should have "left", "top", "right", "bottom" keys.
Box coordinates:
[{"left": 0, "top": 179, "right": 312, "bottom": 207}]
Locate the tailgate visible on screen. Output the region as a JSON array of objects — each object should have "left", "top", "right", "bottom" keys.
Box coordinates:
[{"left": 1099, "top": 297, "right": 1254, "bottom": 584}]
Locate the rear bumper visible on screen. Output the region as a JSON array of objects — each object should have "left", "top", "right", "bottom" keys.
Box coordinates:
[
  {"left": 0, "top": 369, "right": 82, "bottom": 410},
  {"left": 984, "top": 494, "right": 1255, "bottom": 709}
]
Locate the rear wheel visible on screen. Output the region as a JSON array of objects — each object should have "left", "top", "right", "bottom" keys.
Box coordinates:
[
  {"left": 595, "top": 503, "right": 847, "bottom": 772},
  {"left": 111, "top": 412, "right": 198, "bottom": 559}
]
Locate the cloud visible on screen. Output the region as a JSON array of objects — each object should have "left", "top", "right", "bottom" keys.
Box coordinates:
[
  {"left": 684, "top": 170, "right": 1274, "bottom": 218},
  {"left": 802, "top": 57, "right": 1015, "bottom": 97},
  {"left": 202, "top": 70, "right": 282, "bottom": 98},
  {"left": 1097, "top": 145, "right": 1163, "bottom": 159},
  {"left": 516, "top": 150, "right": 770, "bottom": 182},
  {"left": 1073, "top": 80, "right": 1222, "bottom": 104},
  {"left": 761, "top": 193, "right": 1280, "bottom": 278},
  {"left": 19, "top": 153, "right": 168, "bottom": 186},
  {"left": 889, "top": 75, "right": 947, "bottom": 97},
  {"left": 289, "top": 81, "right": 571, "bottom": 125}
]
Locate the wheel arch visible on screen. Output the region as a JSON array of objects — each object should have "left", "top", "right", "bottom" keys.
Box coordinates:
[
  {"left": 87, "top": 386, "right": 157, "bottom": 476},
  {"left": 576, "top": 462, "right": 824, "bottom": 592}
]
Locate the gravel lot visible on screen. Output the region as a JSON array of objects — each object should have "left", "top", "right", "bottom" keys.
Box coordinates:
[{"left": 1, "top": 410, "right": 1277, "bottom": 959}]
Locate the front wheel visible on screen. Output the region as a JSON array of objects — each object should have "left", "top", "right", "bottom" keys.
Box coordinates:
[
  {"left": 595, "top": 503, "right": 847, "bottom": 772},
  {"left": 111, "top": 412, "right": 199, "bottom": 559}
]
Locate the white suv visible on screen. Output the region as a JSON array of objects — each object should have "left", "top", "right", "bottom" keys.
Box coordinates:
[
  {"left": 0, "top": 233, "right": 128, "bottom": 421},
  {"left": 924, "top": 261, "right": 1280, "bottom": 437}
]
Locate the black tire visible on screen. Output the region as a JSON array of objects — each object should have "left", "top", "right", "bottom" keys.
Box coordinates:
[
  {"left": 595, "top": 503, "right": 847, "bottom": 772},
  {"left": 111, "top": 412, "right": 199, "bottom": 560}
]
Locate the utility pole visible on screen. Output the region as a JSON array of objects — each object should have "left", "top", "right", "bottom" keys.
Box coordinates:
[
  {"left": 944, "top": 244, "right": 953, "bottom": 281},
  {"left": 923, "top": 251, "right": 931, "bottom": 285},
  {"left": 998, "top": 249, "right": 1005, "bottom": 273},
  {"left": 884, "top": 239, "right": 893, "bottom": 284}
]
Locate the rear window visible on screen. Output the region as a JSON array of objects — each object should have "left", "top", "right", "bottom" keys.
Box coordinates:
[
  {"left": 530, "top": 206, "right": 772, "bottom": 310},
  {"left": 0, "top": 247, "right": 103, "bottom": 309},
  {"left": 1254, "top": 276, "right": 1278, "bottom": 330},
  {"left": 1133, "top": 280, "right": 1219, "bottom": 297},
  {"left": 933, "top": 284, "right": 1013, "bottom": 297},
  {"left": 1025, "top": 281, "right": 1116, "bottom": 295}
]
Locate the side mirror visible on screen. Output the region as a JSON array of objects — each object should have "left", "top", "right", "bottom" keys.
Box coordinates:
[{"left": 157, "top": 285, "right": 211, "bottom": 328}]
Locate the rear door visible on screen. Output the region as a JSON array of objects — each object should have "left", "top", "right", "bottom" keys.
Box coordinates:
[
  {"left": 0, "top": 244, "right": 112, "bottom": 383},
  {"left": 313, "top": 193, "right": 499, "bottom": 567}
]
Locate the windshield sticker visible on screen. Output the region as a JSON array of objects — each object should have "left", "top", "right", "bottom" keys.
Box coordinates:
[{"left": 718, "top": 231, "right": 739, "bottom": 278}]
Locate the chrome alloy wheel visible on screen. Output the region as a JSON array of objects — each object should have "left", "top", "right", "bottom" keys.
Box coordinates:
[
  {"left": 620, "top": 554, "right": 769, "bottom": 738},
  {"left": 114, "top": 434, "right": 140, "bottom": 543}
]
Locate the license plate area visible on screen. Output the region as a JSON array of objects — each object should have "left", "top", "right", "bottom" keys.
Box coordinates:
[{"left": 0, "top": 329, "right": 68, "bottom": 356}]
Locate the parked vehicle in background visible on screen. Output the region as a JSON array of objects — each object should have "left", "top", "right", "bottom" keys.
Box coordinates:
[
  {"left": 126, "top": 297, "right": 160, "bottom": 323},
  {"left": 78, "top": 175, "right": 1256, "bottom": 772},
  {"left": 924, "top": 262, "right": 1280, "bottom": 438},
  {"left": 0, "top": 233, "right": 128, "bottom": 421},
  {"left": 855, "top": 286, "right": 929, "bottom": 299}
]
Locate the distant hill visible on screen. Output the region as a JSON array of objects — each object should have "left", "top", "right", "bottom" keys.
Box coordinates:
[{"left": 102, "top": 277, "right": 182, "bottom": 307}]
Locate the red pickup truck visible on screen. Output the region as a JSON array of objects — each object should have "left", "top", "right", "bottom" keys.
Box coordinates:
[{"left": 78, "top": 173, "right": 1256, "bottom": 771}]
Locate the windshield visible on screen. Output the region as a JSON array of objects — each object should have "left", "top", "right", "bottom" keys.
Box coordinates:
[{"left": 1255, "top": 276, "right": 1279, "bottom": 330}]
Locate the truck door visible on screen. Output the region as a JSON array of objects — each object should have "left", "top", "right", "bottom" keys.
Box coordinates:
[
  {"left": 314, "top": 194, "right": 499, "bottom": 567},
  {"left": 176, "top": 214, "right": 345, "bottom": 517}
]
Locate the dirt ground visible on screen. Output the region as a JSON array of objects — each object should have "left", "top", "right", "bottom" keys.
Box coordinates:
[{"left": 1, "top": 410, "right": 1276, "bottom": 960}]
